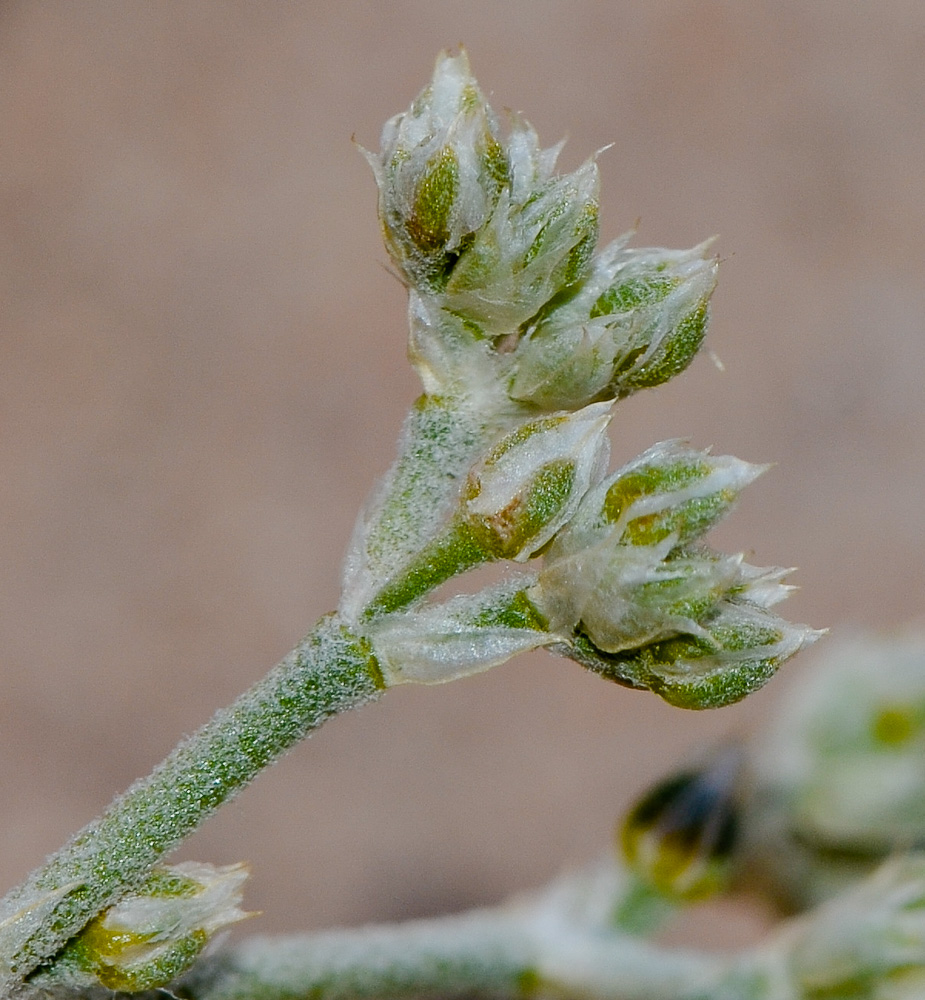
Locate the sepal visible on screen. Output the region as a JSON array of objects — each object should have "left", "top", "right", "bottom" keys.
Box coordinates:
[
  {"left": 563, "top": 602, "right": 819, "bottom": 709},
  {"left": 538, "top": 542, "right": 789, "bottom": 655}
]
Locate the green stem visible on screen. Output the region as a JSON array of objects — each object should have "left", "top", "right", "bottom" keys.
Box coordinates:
[
  {"left": 362, "top": 517, "right": 489, "bottom": 620},
  {"left": 353, "top": 395, "right": 487, "bottom": 600},
  {"left": 181, "top": 912, "right": 533, "bottom": 1000},
  {"left": 0, "top": 615, "right": 385, "bottom": 994},
  {"left": 176, "top": 907, "right": 722, "bottom": 1000}
]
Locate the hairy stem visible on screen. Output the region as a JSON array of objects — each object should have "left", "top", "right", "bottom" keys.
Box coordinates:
[
  {"left": 361, "top": 518, "right": 488, "bottom": 620},
  {"left": 0, "top": 615, "right": 385, "bottom": 994},
  {"left": 342, "top": 397, "right": 483, "bottom": 595},
  {"left": 177, "top": 907, "right": 722, "bottom": 1000}
]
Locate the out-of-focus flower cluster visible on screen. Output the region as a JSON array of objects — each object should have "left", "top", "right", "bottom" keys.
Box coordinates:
[
  {"left": 742, "top": 632, "right": 925, "bottom": 909},
  {"left": 616, "top": 635, "right": 925, "bottom": 997}
]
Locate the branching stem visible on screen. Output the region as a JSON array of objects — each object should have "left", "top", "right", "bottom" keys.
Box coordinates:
[{"left": 0, "top": 615, "right": 384, "bottom": 994}]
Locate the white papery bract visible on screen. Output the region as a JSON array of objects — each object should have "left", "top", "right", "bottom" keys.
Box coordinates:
[
  {"left": 368, "top": 580, "right": 557, "bottom": 685},
  {"left": 542, "top": 542, "right": 789, "bottom": 655}
]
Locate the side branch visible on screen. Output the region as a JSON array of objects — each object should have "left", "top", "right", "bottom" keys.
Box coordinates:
[
  {"left": 179, "top": 907, "right": 721, "bottom": 1000},
  {"left": 0, "top": 615, "right": 384, "bottom": 994}
]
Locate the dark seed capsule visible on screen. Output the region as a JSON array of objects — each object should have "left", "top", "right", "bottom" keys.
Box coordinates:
[{"left": 620, "top": 747, "right": 741, "bottom": 901}]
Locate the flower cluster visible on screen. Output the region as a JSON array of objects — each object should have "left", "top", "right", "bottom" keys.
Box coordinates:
[
  {"left": 351, "top": 49, "right": 816, "bottom": 709},
  {"left": 364, "top": 50, "right": 717, "bottom": 412}
]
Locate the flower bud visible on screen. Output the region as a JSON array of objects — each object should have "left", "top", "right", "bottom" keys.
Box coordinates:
[
  {"left": 509, "top": 241, "right": 718, "bottom": 410},
  {"left": 53, "top": 863, "right": 249, "bottom": 992},
  {"left": 594, "top": 440, "right": 765, "bottom": 549},
  {"left": 539, "top": 543, "right": 787, "bottom": 656},
  {"left": 621, "top": 748, "right": 742, "bottom": 901},
  {"left": 442, "top": 155, "right": 600, "bottom": 336},
  {"left": 463, "top": 402, "right": 611, "bottom": 561},
  {"left": 364, "top": 49, "right": 508, "bottom": 291},
  {"left": 572, "top": 601, "right": 819, "bottom": 709}
]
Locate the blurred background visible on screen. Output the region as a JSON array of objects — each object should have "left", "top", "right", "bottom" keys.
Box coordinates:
[{"left": 1, "top": 2, "right": 923, "bottom": 949}]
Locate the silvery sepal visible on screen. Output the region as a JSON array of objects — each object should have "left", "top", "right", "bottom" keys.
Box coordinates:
[
  {"left": 579, "top": 440, "right": 767, "bottom": 551},
  {"left": 509, "top": 240, "right": 718, "bottom": 410},
  {"left": 364, "top": 49, "right": 508, "bottom": 291},
  {"left": 535, "top": 540, "right": 788, "bottom": 655},
  {"left": 534, "top": 439, "right": 766, "bottom": 583},
  {"left": 367, "top": 579, "right": 558, "bottom": 685},
  {"left": 462, "top": 401, "right": 611, "bottom": 562},
  {"left": 505, "top": 112, "right": 565, "bottom": 205}
]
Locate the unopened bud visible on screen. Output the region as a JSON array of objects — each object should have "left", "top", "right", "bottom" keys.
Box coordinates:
[
  {"left": 509, "top": 242, "right": 718, "bottom": 410},
  {"left": 463, "top": 402, "right": 611, "bottom": 561},
  {"left": 599, "top": 441, "right": 765, "bottom": 548},
  {"left": 54, "top": 862, "right": 249, "bottom": 992},
  {"left": 593, "top": 602, "right": 819, "bottom": 709},
  {"left": 443, "top": 158, "right": 600, "bottom": 336},
  {"left": 364, "top": 49, "right": 508, "bottom": 291}
]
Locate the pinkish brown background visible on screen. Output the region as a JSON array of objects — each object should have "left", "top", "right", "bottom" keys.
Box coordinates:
[{"left": 2, "top": 2, "right": 924, "bottom": 949}]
